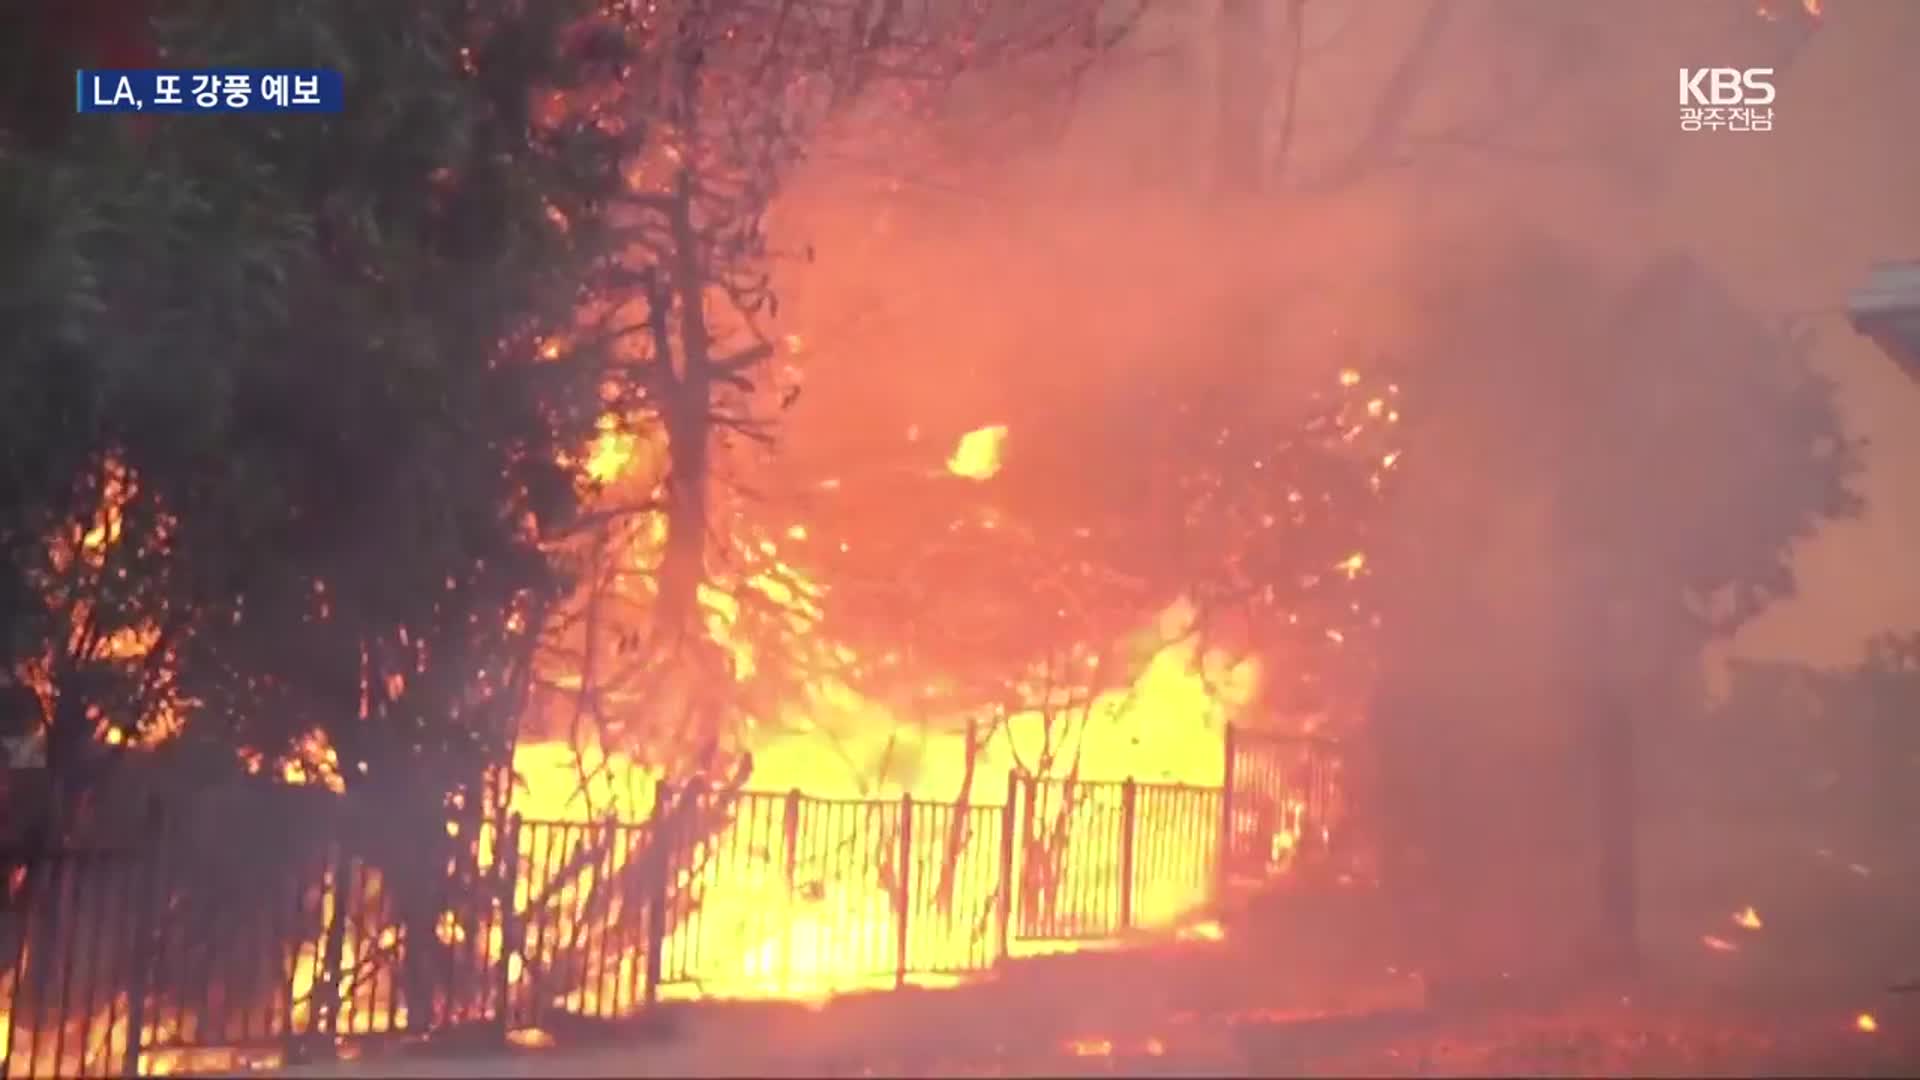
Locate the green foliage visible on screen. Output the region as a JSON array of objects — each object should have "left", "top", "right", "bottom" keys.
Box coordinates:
[{"left": 0, "top": 1, "right": 643, "bottom": 813}]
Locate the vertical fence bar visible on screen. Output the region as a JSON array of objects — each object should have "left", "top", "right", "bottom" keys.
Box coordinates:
[
  {"left": 996, "top": 773, "right": 1017, "bottom": 960},
  {"left": 1119, "top": 779, "right": 1138, "bottom": 932},
  {"left": 894, "top": 794, "right": 913, "bottom": 990},
  {"left": 1, "top": 850, "right": 28, "bottom": 1080},
  {"left": 781, "top": 789, "right": 800, "bottom": 993},
  {"left": 313, "top": 842, "right": 351, "bottom": 1040},
  {"left": 492, "top": 814, "right": 520, "bottom": 1036},
  {"left": 643, "top": 781, "right": 670, "bottom": 1007},
  {"left": 121, "top": 804, "right": 164, "bottom": 1079},
  {"left": 1216, "top": 723, "right": 1238, "bottom": 900},
  {"left": 1021, "top": 776, "right": 1039, "bottom": 936}
]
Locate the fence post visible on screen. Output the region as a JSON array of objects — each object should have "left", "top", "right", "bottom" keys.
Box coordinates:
[
  {"left": 995, "top": 772, "right": 1017, "bottom": 960},
  {"left": 1216, "top": 723, "right": 1238, "bottom": 902},
  {"left": 121, "top": 799, "right": 165, "bottom": 1079},
  {"left": 313, "top": 840, "right": 353, "bottom": 1040},
  {"left": 782, "top": 789, "right": 800, "bottom": 991},
  {"left": 1021, "top": 776, "right": 1039, "bottom": 933},
  {"left": 492, "top": 814, "right": 521, "bottom": 1037},
  {"left": 1119, "top": 778, "right": 1138, "bottom": 931},
  {"left": 894, "top": 793, "right": 913, "bottom": 990},
  {"left": 642, "top": 780, "right": 671, "bottom": 1007}
]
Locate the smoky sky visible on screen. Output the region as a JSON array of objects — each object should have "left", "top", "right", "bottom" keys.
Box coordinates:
[{"left": 760, "top": 0, "right": 1920, "bottom": 680}]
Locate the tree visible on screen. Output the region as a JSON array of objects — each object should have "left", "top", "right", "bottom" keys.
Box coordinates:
[
  {"left": 0, "top": 4, "right": 659, "bottom": 1030},
  {"left": 13, "top": 0, "right": 705, "bottom": 1032},
  {"left": 1370, "top": 235, "right": 1861, "bottom": 980}
]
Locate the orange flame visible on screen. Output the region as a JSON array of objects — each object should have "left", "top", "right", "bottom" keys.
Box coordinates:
[
  {"left": 1065, "top": 1037, "right": 1114, "bottom": 1058},
  {"left": 946, "top": 424, "right": 1007, "bottom": 480}
]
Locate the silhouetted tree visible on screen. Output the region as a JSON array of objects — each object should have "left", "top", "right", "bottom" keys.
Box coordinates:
[{"left": 1372, "top": 236, "right": 1861, "bottom": 981}]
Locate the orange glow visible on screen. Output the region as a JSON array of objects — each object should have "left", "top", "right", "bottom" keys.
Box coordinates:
[
  {"left": 1177, "top": 919, "right": 1226, "bottom": 943},
  {"left": 1731, "top": 905, "right": 1762, "bottom": 931},
  {"left": 946, "top": 424, "right": 1008, "bottom": 480},
  {"left": 1855, "top": 1012, "right": 1878, "bottom": 1033},
  {"left": 1065, "top": 1037, "right": 1114, "bottom": 1058},
  {"left": 584, "top": 415, "right": 639, "bottom": 484},
  {"left": 507, "top": 1028, "right": 557, "bottom": 1049}
]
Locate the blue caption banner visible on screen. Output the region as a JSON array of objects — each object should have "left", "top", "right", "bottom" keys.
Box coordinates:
[{"left": 76, "top": 69, "right": 344, "bottom": 114}]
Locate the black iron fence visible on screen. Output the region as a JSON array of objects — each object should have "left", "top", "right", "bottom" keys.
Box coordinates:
[
  {"left": 2, "top": 726, "right": 1340, "bottom": 1078},
  {"left": 1221, "top": 727, "right": 1344, "bottom": 885}
]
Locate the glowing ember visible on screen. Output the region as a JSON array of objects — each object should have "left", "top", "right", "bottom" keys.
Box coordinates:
[
  {"left": 1065, "top": 1037, "right": 1113, "bottom": 1058},
  {"left": 507, "top": 1028, "right": 557, "bottom": 1048},
  {"left": 1732, "top": 905, "right": 1763, "bottom": 931},
  {"left": 946, "top": 424, "right": 1008, "bottom": 480},
  {"left": 584, "top": 415, "right": 638, "bottom": 484},
  {"left": 1177, "top": 919, "right": 1226, "bottom": 943},
  {"left": 1855, "top": 1013, "right": 1878, "bottom": 1033}
]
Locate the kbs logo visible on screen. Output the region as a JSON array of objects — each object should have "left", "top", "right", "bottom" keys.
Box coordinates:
[{"left": 1677, "top": 68, "right": 1775, "bottom": 133}]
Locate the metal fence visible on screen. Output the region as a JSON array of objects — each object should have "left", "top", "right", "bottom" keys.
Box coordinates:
[
  {"left": 1012, "top": 777, "right": 1224, "bottom": 942},
  {"left": 2, "top": 725, "right": 1341, "bottom": 1078},
  {"left": 1220, "top": 728, "right": 1344, "bottom": 885}
]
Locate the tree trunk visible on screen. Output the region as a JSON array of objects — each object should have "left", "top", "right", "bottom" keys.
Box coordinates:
[{"left": 653, "top": 171, "right": 715, "bottom": 649}]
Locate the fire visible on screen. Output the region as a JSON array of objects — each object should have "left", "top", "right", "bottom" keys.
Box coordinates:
[
  {"left": 495, "top": 595, "right": 1257, "bottom": 1006},
  {"left": 1756, "top": 0, "right": 1823, "bottom": 19},
  {"left": 507, "top": 1027, "right": 556, "bottom": 1048},
  {"left": 584, "top": 415, "right": 639, "bottom": 485},
  {"left": 1855, "top": 1012, "right": 1878, "bottom": 1033},
  {"left": 946, "top": 424, "right": 1008, "bottom": 480},
  {"left": 1177, "top": 919, "right": 1226, "bottom": 943},
  {"left": 1732, "top": 905, "right": 1763, "bottom": 931},
  {"left": 1065, "top": 1037, "right": 1113, "bottom": 1057}
]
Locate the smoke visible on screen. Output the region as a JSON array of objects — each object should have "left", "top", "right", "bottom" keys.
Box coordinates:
[{"left": 718, "top": 0, "right": 1920, "bottom": 990}]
